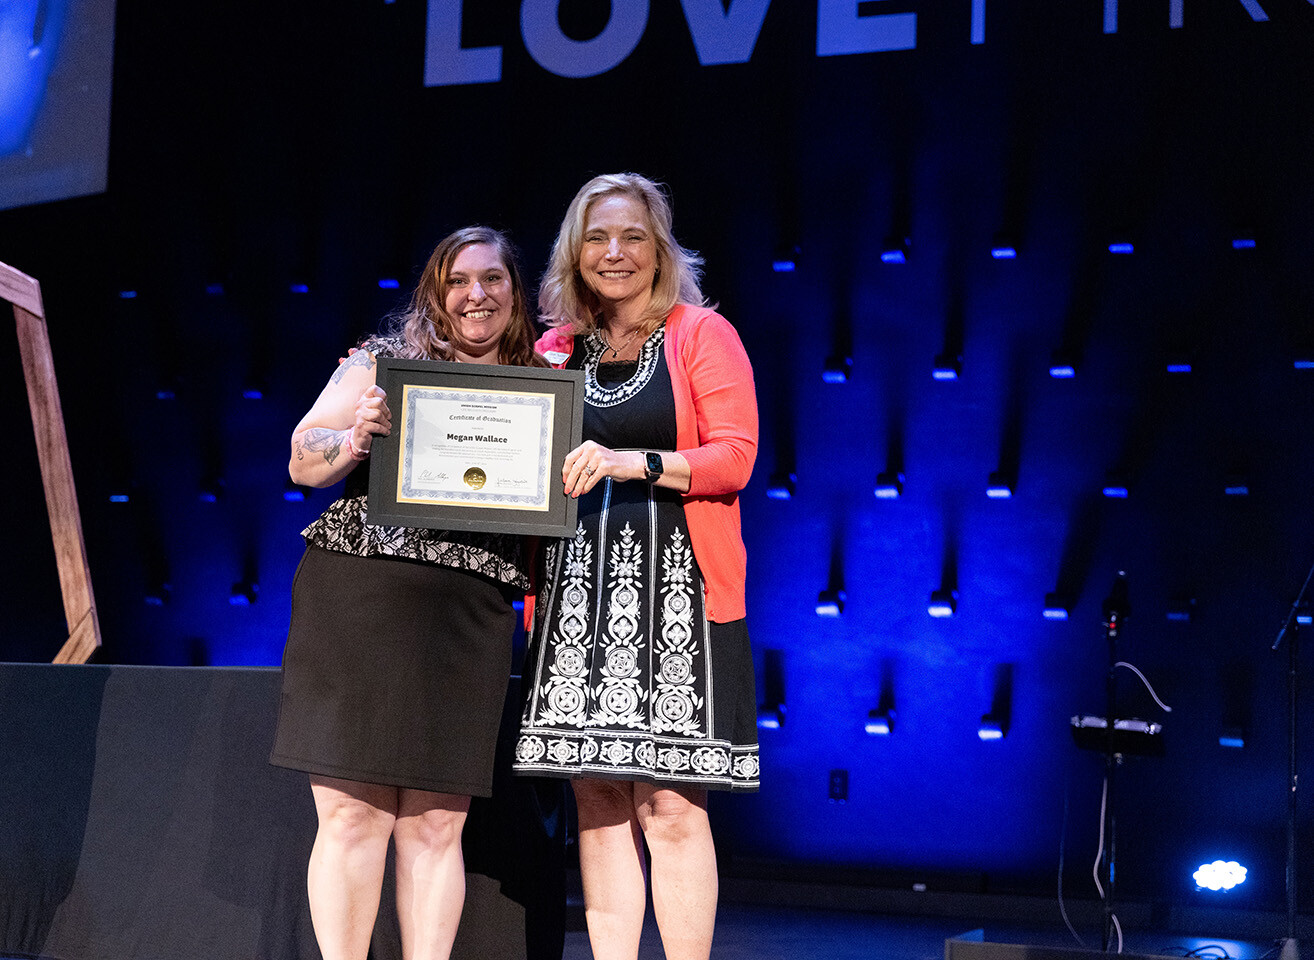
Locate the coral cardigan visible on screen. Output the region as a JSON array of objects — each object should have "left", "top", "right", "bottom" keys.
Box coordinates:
[{"left": 537, "top": 304, "right": 758, "bottom": 622}]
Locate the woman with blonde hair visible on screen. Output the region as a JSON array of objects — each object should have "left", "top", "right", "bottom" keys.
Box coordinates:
[
  {"left": 514, "top": 174, "right": 760, "bottom": 960},
  {"left": 271, "top": 226, "right": 541, "bottom": 960}
]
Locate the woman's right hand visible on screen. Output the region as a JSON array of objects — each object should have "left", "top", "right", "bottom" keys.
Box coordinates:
[{"left": 350, "top": 385, "right": 391, "bottom": 457}]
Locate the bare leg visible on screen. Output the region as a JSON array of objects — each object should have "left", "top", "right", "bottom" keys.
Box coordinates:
[
  {"left": 392, "top": 790, "right": 471, "bottom": 960},
  {"left": 308, "top": 775, "right": 399, "bottom": 960},
  {"left": 635, "top": 784, "right": 717, "bottom": 960},
  {"left": 573, "top": 778, "right": 647, "bottom": 960}
]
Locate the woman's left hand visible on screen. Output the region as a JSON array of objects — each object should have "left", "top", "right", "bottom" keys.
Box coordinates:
[{"left": 563, "top": 441, "right": 644, "bottom": 498}]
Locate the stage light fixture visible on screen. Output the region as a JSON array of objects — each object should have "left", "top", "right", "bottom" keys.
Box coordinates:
[
  {"left": 986, "top": 472, "right": 1014, "bottom": 499},
  {"left": 1043, "top": 594, "right": 1070, "bottom": 620},
  {"left": 881, "top": 235, "right": 910, "bottom": 264},
  {"left": 977, "top": 716, "right": 1005, "bottom": 740},
  {"left": 1102, "top": 475, "right": 1130, "bottom": 498},
  {"left": 1108, "top": 240, "right": 1135, "bottom": 255},
  {"left": 772, "top": 245, "right": 800, "bottom": 272},
  {"left": 816, "top": 589, "right": 846, "bottom": 617},
  {"left": 865, "top": 708, "right": 894, "bottom": 736},
  {"left": 873, "top": 471, "right": 904, "bottom": 499},
  {"left": 989, "top": 233, "right": 1018, "bottom": 259},
  {"left": 144, "top": 582, "right": 172, "bottom": 607},
  {"left": 1048, "top": 351, "right": 1078, "bottom": 378},
  {"left": 1219, "top": 727, "right": 1245, "bottom": 749},
  {"left": 108, "top": 492, "right": 130, "bottom": 504},
  {"left": 155, "top": 381, "right": 177, "bottom": 401},
  {"left": 1295, "top": 355, "right": 1314, "bottom": 371},
  {"left": 1223, "top": 476, "right": 1250, "bottom": 497},
  {"left": 756, "top": 702, "right": 785, "bottom": 730},
  {"left": 1194, "top": 860, "right": 1247, "bottom": 891},
  {"left": 1231, "top": 235, "right": 1257, "bottom": 251},
  {"left": 1166, "top": 355, "right": 1194, "bottom": 374},
  {"left": 928, "top": 589, "right": 957, "bottom": 618},
  {"left": 205, "top": 282, "right": 225, "bottom": 296},
  {"left": 283, "top": 479, "right": 309, "bottom": 502},
  {"left": 118, "top": 289, "right": 138, "bottom": 299},
  {"left": 242, "top": 383, "right": 265, "bottom": 400},
  {"left": 765, "top": 472, "right": 797, "bottom": 500},
  {"left": 822, "top": 355, "right": 853, "bottom": 383},
  {"left": 198, "top": 476, "right": 225, "bottom": 503},
  {"left": 1166, "top": 597, "right": 1196, "bottom": 622},
  {"left": 932, "top": 353, "right": 962, "bottom": 381},
  {"left": 1297, "top": 604, "right": 1312, "bottom": 626},
  {"left": 229, "top": 581, "right": 260, "bottom": 605},
  {"left": 289, "top": 283, "right": 310, "bottom": 294},
  {"left": 377, "top": 278, "right": 400, "bottom": 289}
]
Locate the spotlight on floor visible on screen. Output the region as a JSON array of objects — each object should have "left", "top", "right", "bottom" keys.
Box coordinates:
[
  {"left": 816, "top": 589, "right": 846, "bottom": 617},
  {"left": 873, "top": 471, "right": 904, "bottom": 500},
  {"left": 1108, "top": 239, "right": 1135, "bottom": 255},
  {"left": 986, "top": 472, "right": 1014, "bottom": 499},
  {"left": 1049, "top": 351, "right": 1078, "bottom": 379},
  {"left": 1194, "top": 860, "right": 1247, "bottom": 891},
  {"left": 772, "top": 245, "right": 800, "bottom": 272},
  {"left": 1102, "top": 475, "right": 1130, "bottom": 499},
  {"left": 989, "top": 233, "right": 1018, "bottom": 259},
  {"left": 928, "top": 589, "right": 958, "bottom": 618}
]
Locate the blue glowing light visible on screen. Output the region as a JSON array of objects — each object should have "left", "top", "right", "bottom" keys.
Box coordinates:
[
  {"left": 1219, "top": 734, "right": 1245, "bottom": 748},
  {"left": 377, "top": 278, "right": 400, "bottom": 289},
  {"left": 1043, "top": 607, "right": 1070, "bottom": 621},
  {"left": 822, "top": 358, "right": 852, "bottom": 383},
  {"left": 1049, "top": 364, "right": 1077, "bottom": 379},
  {"left": 1166, "top": 362, "right": 1193, "bottom": 374},
  {"left": 771, "top": 259, "right": 797, "bottom": 272},
  {"left": 118, "top": 290, "right": 137, "bottom": 299},
  {"left": 108, "top": 493, "right": 130, "bottom": 503},
  {"left": 978, "top": 719, "right": 1004, "bottom": 741},
  {"left": 756, "top": 704, "right": 785, "bottom": 730},
  {"left": 990, "top": 246, "right": 1017, "bottom": 259},
  {"left": 205, "top": 283, "right": 225, "bottom": 296},
  {"left": 155, "top": 388, "right": 175, "bottom": 400},
  {"left": 1103, "top": 485, "right": 1129, "bottom": 498},
  {"left": 1108, "top": 242, "right": 1135, "bottom": 255},
  {"left": 816, "top": 590, "right": 846, "bottom": 617},
  {"left": 865, "top": 711, "right": 893, "bottom": 736},
  {"left": 0, "top": 0, "right": 70, "bottom": 156},
  {"left": 873, "top": 473, "right": 904, "bottom": 499},
  {"left": 1295, "top": 359, "right": 1314, "bottom": 371},
  {"left": 1194, "top": 860, "right": 1247, "bottom": 891},
  {"left": 928, "top": 591, "right": 957, "bottom": 618},
  {"left": 242, "top": 387, "right": 264, "bottom": 400},
  {"left": 1224, "top": 484, "right": 1250, "bottom": 497},
  {"left": 766, "top": 473, "right": 797, "bottom": 500},
  {"left": 282, "top": 488, "right": 306, "bottom": 502},
  {"left": 289, "top": 283, "right": 310, "bottom": 294},
  {"left": 1231, "top": 238, "right": 1257, "bottom": 250},
  {"left": 932, "top": 367, "right": 960, "bottom": 381}
]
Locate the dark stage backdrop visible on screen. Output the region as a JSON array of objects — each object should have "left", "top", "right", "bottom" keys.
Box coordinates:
[{"left": 2, "top": 0, "right": 1313, "bottom": 924}]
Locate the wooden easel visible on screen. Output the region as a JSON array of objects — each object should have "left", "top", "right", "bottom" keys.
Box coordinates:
[{"left": 3, "top": 259, "right": 101, "bottom": 663}]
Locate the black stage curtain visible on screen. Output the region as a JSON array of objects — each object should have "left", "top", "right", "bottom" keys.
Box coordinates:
[{"left": 0, "top": 664, "right": 566, "bottom": 960}]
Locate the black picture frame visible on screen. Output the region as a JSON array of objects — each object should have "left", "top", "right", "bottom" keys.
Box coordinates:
[{"left": 368, "top": 358, "right": 584, "bottom": 538}]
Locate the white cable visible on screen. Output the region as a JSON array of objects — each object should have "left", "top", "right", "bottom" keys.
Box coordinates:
[
  {"left": 1092, "top": 777, "right": 1107, "bottom": 899},
  {"left": 1057, "top": 782, "right": 1089, "bottom": 948},
  {"left": 1113, "top": 913, "right": 1124, "bottom": 953},
  {"left": 1114, "top": 660, "right": 1173, "bottom": 712}
]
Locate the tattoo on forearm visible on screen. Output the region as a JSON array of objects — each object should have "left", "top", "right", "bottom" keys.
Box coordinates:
[
  {"left": 302, "top": 428, "right": 344, "bottom": 465},
  {"left": 331, "top": 349, "right": 375, "bottom": 385}
]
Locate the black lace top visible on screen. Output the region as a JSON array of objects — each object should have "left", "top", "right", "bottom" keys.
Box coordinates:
[{"left": 300, "top": 336, "right": 531, "bottom": 591}]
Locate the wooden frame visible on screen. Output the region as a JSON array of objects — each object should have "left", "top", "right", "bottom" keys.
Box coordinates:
[{"left": 3, "top": 259, "right": 101, "bottom": 663}]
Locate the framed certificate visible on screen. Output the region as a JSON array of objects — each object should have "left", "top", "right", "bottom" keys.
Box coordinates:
[{"left": 367, "top": 359, "right": 584, "bottom": 538}]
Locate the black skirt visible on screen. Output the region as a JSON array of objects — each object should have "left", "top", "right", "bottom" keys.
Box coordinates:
[{"left": 270, "top": 545, "right": 515, "bottom": 796}]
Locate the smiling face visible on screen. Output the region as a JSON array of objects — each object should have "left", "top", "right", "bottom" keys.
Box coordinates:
[
  {"left": 578, "top": 192, "right": 659, "bottom": 323},
  {"left": 443, "top": 242, "right": 514, "bottom": 363}
]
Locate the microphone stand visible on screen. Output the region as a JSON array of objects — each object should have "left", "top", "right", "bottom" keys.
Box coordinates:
[
  {"left": 1272, "top": 561, "right": 1314, "bottom": 960},
  {"left": 1101, "top": 572, "right": 1131, "bottom": 953}
]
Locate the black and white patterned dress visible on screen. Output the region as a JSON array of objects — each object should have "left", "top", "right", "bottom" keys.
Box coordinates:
[{"left": 513, "top": 327, "right": 760, "bottom": 792}]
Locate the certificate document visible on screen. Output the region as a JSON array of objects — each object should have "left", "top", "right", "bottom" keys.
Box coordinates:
[
  {"left": 368, "top": 359, "right": 584, "bottom": 538},
  {"left": 398, "top": 387, "right": 553, "bottom": 510}
]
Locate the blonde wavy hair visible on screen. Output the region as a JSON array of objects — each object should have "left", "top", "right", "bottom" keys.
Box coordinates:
[
  {"left": 538, "top": 173, "right": 705, "bottom": 336},
  {"left": 386, "top": 226, "right": 544, "bottom": 367}
]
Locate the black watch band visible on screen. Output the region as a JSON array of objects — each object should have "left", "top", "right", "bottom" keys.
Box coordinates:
[{"left": 643, "top": 451, "right": 664, "bottom": 483}]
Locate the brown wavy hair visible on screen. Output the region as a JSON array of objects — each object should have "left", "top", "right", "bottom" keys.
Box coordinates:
[{"left": 387, "top": 226, "right": 545, "bottom": 367}]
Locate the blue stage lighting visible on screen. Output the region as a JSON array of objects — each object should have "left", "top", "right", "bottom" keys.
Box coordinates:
[
  {"left": 881, "top": 236, "right": 910, "bottom": 264},
  {"left": 1224, "top": 479, "right": 1250, "bottom": 496},
  {"left": 155, "top": 387, "right": 176, "bottom": 401},
  {"left": 205, "top": 283, "right": 225, "bottom": 296},
  {"left": 1219, "top": 727, "right": 1245, "bottom": 749},
  {"left": 1103, "top": 478, "right": 1130, "bottom": 498},
  {"left": 1166, "top": 359, "right": 1193, "bottom": 374},
  {"left": 990, "top": 233, "right": 1018, "bottom": 259},
  {"left": 772, "top": 245, "right": 800, "bottom": 272},
  {"left": 928, "top": 589, "right": 957, "bottom": 618},
  {"left": 771, "top": 259, "right": 797, "bottom": 272},
  {"left": 816, "top": 589, "right": 846, "bottom": 617},
  {"left": 1108, "top": 241, "right": 1135, "bottom": 255},
  {"left": 873, "top": 471, "right": 904, "bottom": 499},
  {"left": 756, "top": 703, "right": 785, "bottom": 730},
  {"left": 1295, "top": 357, "right": 1314, "bottom": 371},
  {"left": 108, "top": 493, "right": 130, "bottom": 503},
  {"left": 865, "top": 709, "right": 894, "bottom": 736},
  {"left": 765, "top": 472, "right": 797, "bottom": 500},
  {"left": 1166, "top": 597, "right": 1196, "bottom": 622},
  {"left": 822, "top": 356, "right": 853, "bottom": 383},
  {"left": 978, "top": 716, "right": 1005, "bottom": 741},
  {"left": 289, "top": 283, "right": 310, "bottom": 294},
  {"left": 283, "top": 480, "right": 308, "bottom": 502},
  {"left": 1049, "top": 355, "right": 1078, "bottom": 378},
  {"left": 932, "top": 354, "right": 962, "bottom": 381},
  {"left": 378, "top": 278, "right": 400, "bottom": 289},
  {"left": 242, "top": 387, "right": 264, "bottom": 400},
  {"left": 230, "top": 581, "right": 260, "bottom": 606},
  {"left": 144, "top": 582, "right": 172, "bottom": 607},
  {"left": 118, "top": 289, "right": 138, "bottom": 299},
  {"left": 1298, "top": 606, "right": 1312, "bottom": 626},
  {"left": 1231, "top": 237, "right": 1257, "bottom": 250},
  {"left": 1043, "top": 594, "right": 1070, "bottom": 620},
  {"left": 986, "top": 472, "right": 1014, "bottom": 499},
  {"left": 1194, "top": 860, "right": 1247, "bottom": 891}
]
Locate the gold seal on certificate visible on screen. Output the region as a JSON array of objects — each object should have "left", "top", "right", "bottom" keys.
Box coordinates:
[{"left": 368, "top": 359, "right": 584, "bottom": 538}]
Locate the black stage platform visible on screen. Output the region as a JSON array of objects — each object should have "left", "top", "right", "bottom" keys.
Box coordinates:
[{"left": 0, "top": 663, "right": 566, "bottom": 960}]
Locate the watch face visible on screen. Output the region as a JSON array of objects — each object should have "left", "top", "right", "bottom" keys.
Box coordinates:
[{"left": 646, "top": 452, "right": 664, "bottom": 477}]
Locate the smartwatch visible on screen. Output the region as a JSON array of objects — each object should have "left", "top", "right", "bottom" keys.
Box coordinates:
[{"left": 643, "top": 451, "right": 664, "bottom": 483}]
